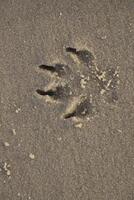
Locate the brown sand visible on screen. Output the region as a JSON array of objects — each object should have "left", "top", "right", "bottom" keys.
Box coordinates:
[{"left": 0, "top": 0, "right": 134, "bottom": 199}]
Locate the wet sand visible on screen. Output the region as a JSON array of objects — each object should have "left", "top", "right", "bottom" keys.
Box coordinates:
[{"left": 0, "top": 0, "right": 134, "bottom": 199}]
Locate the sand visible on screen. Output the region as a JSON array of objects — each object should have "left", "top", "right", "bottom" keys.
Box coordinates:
[{"left": 0, "top": 0, "right": 134, "bottom": 199}]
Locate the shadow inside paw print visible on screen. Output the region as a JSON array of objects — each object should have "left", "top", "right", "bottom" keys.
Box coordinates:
[{"left": 36, "top": 47, "right": 119, "bottom": 120}]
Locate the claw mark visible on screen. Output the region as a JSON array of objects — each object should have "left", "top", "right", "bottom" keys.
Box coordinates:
[
  {"left": 66, "top": 47, "right": 94, "bottom": 65},
  {"left": 63, "top": 95, "right": 91, "bottom": 119},
  {"left": 66, "top": 47, "right": 77, "bottom": 54},
  {"left": 38, "top": 64, "right": 66, "bottom": 76},
  {"left": 36, "top": 89, "right": 57, "bottom": 97},
  {"left": 36, "top": 85, "right": 64, "bottom": 100},
  {"left": 36, "top": 75, "right": 70, "bottom": 102},
  {"left": 38, "top": 64, "right": 56, "bottom": 72}
]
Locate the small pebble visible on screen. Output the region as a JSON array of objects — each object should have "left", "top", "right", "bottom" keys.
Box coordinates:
[
  {"left": 29, "top": 153, "right": 35, "bottom": 160},
  {"left": 15, "top": 108, "right": 21, "bottom": 113},
  {"left": 80, "top": 78, "right": 87, "bottom": 89},
  {"left": 101, "top": 35, "right": 107, "bottom": 40},
  {"left": 12, "top": 129, "right": 16, "bottom": 135},
  {"left": 7, "top": 170, "right": 11, "bottom": 176},
  {"left": 75, "top": 123, "right": 83, "bottom": 128},
  {"left": 57, "top": 137, "right": 62, "bottom": 141},
  {"left": 17, "top": 193, "right": 21, "bottom": 197},
  {"left": 100, "top": 89, "right": 105, "bottom": 95},
  {"left": 3, "top": 162, "right": 11, "bottom": 176},
  {"left": 4, "top": 142, "right": 10, "bottom": 147}
]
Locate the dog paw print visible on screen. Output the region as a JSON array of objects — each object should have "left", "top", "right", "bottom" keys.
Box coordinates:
[{"left": 36, "top": 47, "right": 119, "bottom": 119}]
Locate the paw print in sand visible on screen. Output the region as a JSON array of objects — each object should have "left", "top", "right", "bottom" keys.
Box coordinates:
[{"left": 36, "top": 47, "right": 119, "bottom": 120}]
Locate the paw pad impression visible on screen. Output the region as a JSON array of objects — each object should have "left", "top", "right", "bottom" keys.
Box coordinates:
[{"left": 36, "top": 47, "right": 119, "bottom": 120}]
